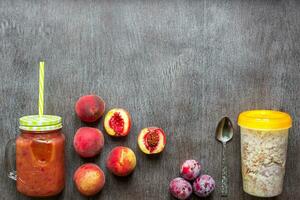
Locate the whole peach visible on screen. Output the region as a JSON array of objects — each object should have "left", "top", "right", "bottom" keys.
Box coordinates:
[
  {"left": 73, "top": 163, "right": 105, "bottom": 196},
  {"left": 73, "top": 127, "right": 104, "bottom": 158},
  {"left": 106, "top": 146, "right": 136, "bottom": 176},
  {"left": 75, "top": 95, "right": 105, "bottom": 122}
]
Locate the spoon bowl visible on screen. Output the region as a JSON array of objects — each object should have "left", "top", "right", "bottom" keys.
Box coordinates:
[{"left": 216, "top": 117, "right": 234, "bottom": 143}]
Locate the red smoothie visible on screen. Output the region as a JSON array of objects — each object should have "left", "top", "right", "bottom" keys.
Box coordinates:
[{"left": 16, "top": 129, "right": 65, "bottom": 197}]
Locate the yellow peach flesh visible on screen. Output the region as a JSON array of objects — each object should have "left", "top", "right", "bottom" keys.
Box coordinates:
[{"left": 104, "top": 108, "right": 130, "bottom": 136}]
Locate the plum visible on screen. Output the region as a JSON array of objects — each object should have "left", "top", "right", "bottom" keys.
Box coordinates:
[
  {"left": 169, "top": 177, "right": 192, "bottom": 200},
  {"left": 180, "top": 159, "right": 201, "bottom": 181},
  {"left": 193, "top": 174, "right": 215, "bottom": 197}
]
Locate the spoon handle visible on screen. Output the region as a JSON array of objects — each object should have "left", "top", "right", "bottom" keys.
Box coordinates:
[{"left": 221, "top": 142, "right": 228, "bottom": 197}]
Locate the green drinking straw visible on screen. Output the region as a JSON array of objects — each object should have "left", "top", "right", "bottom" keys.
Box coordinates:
[{"left": 39, "top": 61, "right": 44, "bottom": 116}]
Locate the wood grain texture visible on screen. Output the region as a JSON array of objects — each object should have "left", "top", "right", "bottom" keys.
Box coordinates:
[{"left": 0, "top": 0, "right": 300, "bottom": 199}]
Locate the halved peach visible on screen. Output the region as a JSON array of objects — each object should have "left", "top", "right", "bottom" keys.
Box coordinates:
[
  {"left": 137, "top": 127, "right": 166, "bottom": 154},
  {"left": 104, "top": 108, "right": 131, "bottom": 137}
]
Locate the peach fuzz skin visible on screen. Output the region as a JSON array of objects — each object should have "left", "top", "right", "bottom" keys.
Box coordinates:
[
  {"left": 75, "top": 95, "right": 105, "bottom": 123},
  {"left": 73, "top": 163, "right": 105, "bottom": 196},
  {"left": 104, "top": 108, "right": 131, "bottom": 137},
  {"left": 73, "top": 127, "right": 104, "bottom": 158},
  {"left": 106, "top": 146, "right": 136, "bottom": 176}
]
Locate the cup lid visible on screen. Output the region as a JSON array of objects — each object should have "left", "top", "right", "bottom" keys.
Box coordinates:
[
  {"left": 19, "top": 115, "right": 62, "bottom": 131},
  {"left": 238, "top": 110, "right": 292, "bottom": 130}
]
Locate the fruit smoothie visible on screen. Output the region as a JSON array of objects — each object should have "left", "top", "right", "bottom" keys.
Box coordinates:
[
  {"left": 238, "top": 110, "right": 292, "bottom": 197},
  {"left": 5, "top": 63, "right": 66, "bottom": 197},
  {"left": 16, "top": 129, "right": 65, "bottom": 197}
]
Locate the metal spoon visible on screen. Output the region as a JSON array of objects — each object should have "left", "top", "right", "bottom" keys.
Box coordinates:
[{"left": 216, "top": 117, "right": 234, "bottom": 197}]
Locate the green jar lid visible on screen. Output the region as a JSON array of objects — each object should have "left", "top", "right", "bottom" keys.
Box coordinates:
[{"left": 19, "top": 115, "right": 62, "bottom": 131}]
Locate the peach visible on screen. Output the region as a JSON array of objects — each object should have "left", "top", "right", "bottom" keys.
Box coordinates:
[
  {"left": 106, "top": 146, "right": 136, "bottom": 176},
  {"left": 73, "top": 127, "right": 104, "bottom": 158},
  {"left": 104, "top": 108, "right": 131, "bottom": 137},
  {"left": 137, "top": 127, "right": 166, "bottom": 154},
  {"left": 75, "top": 95, "right": 105, "bottom": 122},
  {"left": 73, "top": 163, "right": 105, "bottom": 196}
]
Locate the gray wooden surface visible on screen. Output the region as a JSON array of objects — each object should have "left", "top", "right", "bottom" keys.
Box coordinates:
[{"left": 1, "top": 0, "right": 300, "bottom": 199}]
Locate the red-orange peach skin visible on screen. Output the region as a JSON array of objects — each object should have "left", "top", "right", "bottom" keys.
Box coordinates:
[{"left": 106, "top": 146, "right": 136, "bottom": 176}]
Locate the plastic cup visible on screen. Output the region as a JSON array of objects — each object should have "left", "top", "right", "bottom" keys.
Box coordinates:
[{"left": 238, "top": 110, "right": 292, "bottom": 197}]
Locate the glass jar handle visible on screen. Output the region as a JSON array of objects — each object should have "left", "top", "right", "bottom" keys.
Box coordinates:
[{"left": 5, "top": 139, "right": 17, "bottom": 181}]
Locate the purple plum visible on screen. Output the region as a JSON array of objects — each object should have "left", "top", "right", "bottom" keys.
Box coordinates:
[
  {"left": 193, "top": 174, "right": 215, "bottom": 197},
  {"left": 169, "top": 177, "right": 192, "bottom": 200},
  {"left": 180, "top": 159, "right": 201, "bottom": 181}
]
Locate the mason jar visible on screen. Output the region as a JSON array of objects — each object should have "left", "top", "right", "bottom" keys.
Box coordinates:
[{"left": 5, "top": 115, "right": 65, "bottom": 197}]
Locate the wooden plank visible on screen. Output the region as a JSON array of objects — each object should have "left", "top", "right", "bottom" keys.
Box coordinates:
[{"left": 0, "top": 0, "right": 299, "bottom": 199}]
